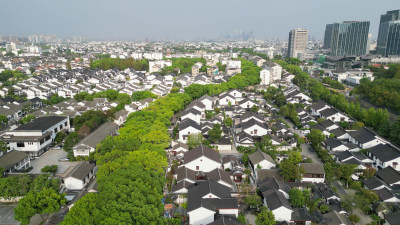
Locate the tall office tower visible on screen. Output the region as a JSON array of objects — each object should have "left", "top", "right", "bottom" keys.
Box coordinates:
[
  {"left": 330, "top": 21, "right": 370, "bottom": 56},
  {"left": 324, "top": 24, "right": 334, "bottom": 49},
  {"left": 377, "top": 10, "right": 400, "bottom": 56},
  {"left": 287, "top": 28, "right": 308, "bottom": 58}
]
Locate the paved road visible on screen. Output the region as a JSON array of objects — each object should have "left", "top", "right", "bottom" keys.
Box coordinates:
[
  {"left": 280, "top": 117, "right": 322, "bottom": 163},
  {"left": 332, "top": 181, "right": 372, "bottom": 225},
  {"left": 29, "top": 149, "right": 80, "bottom": 174}
]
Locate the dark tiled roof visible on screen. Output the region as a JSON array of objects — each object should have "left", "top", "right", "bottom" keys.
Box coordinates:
[
  {"left": 262, "top": 189, "right": 292, "bottom": 211},
  {"left": 208, "top": 216, "right": 244, "bottom": 225},
  {"left": 291, "top": 208, "right": 314, "bottom": 222},
  {"left": 301, "top": 163, "right": 325, "bottom": 174},
  {"left": 184, "top": 145, "right": 221, "bottom": 164},
  {"left": 385, "top": 210, "right": 400, "bottom": 225},
  {"left": 363, "top": 177, "right": 387, "bottom": 190},
  {"left": 68, "top": 162, "right": 95, "bottom": 180},
  {"left": 14, "top": 116, "right": 67, "bottom": 132},
  {"left": 330, "top": 127, "right": 347, "bottom": 137},
  {"left": 375, "top": 187, "right": 397, "bottom": 201},
  {"left": 186, "top": 181, "right": 232, "bottom": 212},
  {"left": 311, "top": 101, "right": 328, "bottom": 111},
  {"left": 248, "top": 150, "right": 274, "bottom": 165},
  {"left": 179, "top": 118, "right": 201, "bottom": 131},
  {"left": 0, "top": 150, "right": 29, "bottom": 170},
  {"left": 320, "top": 119, "right": 336, "bottom": 128},
  {"left": 259, "top": 177, "right": 290, "bottom": 194},
  {"left": 322, "top": 210, "right": 352, "bottom": 225},
  {"left": 368, "top": 144, "right": 400, "bottom": 162},
  {"left": 376, "top": 166, "right": 400, "bottom": 185},
  {"left": 206, "top": 168, "right": 233, "bottom": 187},
  {"left": 325, "top": 138, "right": 342, "bottom": 149},
  {"left": 320, "top": 108, "right": 338, "bottom": 117},
  {"left": 348, "top": 127, "right": 377, "bottom": 144},
  {"left": 241, "top": 118, "right": 268, "bottom": 131}
]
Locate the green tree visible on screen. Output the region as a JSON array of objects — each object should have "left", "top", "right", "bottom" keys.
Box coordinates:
[
  {"left": 41, "top": 165, "right": 58, "bottom": 173},
  {"left": 319, "top": 204, "right": 329, "bottom": 213},
  {"left": 289, "top": 188, "right": 305, "bottom": 207},
  {"left": 0, "top": 140, "right": 7, "bottom": 153},
  {"left": 60, "top": 193, "right": 98, "bottom": 225},
  {"left": 336, "top": 164, "right": 356, "bottom": 187},
  {"left": 55, "top": 132, "right": 67, "bottom": 144},
  {"left": 131, "top": 91, "right": 157, "bottom": 101},
  {"left": 256, "top": 208, "right": 276, "bottom": 225},
  {"left": 187, "top": 133, "right": 203, "bottom": 150},
  {"left": 0, "top": 114, "right": 8, "bottom": 123},
  {"left": 66, "top": 59, "right": 72, "bottom": 70},
  {"left": 14, "top": 188, "right": 66, "bottom": 225},
  {"left": 20, "top": 115, "right": 35, "bottom": 125},
  {"left": 308, "top": 129, "right": 325, "bottom": 147},
  {"left": 251, "top": 105, "right": 259, "bottom": 112},
  {"left": 208, "top": 124, "right": 222, "bottom": 143},
  {"left": 243, "top": 194, "right": 262, "bottom": 209},
  {"left": 224, "top": 117, "right": 233, "bottom": 127},
  {"left": 280, "top": 159, "right": 303, "bottom": 181}
]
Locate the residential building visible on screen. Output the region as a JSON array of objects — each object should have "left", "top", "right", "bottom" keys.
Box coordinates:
[
  {"left": 182, "top": 145, "right": 222, "bottom": 172},
  {"left": 330, "top": 21, "right": 370, "bottom": 56},
  {"left": 64, "top": 162, "right": 96, "bottom": 190},
  {"left": 301, "top": 163, "right": 325, "bottom": 183},
  {"left": 288, "top": 28, "right": 308, "bottom": 58}
]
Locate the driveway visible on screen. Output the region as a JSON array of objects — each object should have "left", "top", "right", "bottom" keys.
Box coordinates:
[{"left": 29, "top": 149, "right": 80, "bottom": 174}]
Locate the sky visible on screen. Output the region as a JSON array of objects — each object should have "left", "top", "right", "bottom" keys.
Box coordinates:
[{"left": 1, "top": 0, "right": 399, "bottom": 41}]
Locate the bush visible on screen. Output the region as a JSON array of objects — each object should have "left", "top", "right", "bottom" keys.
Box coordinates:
[
  {"left": 348, "top": 214, "right": 360, "bottom": 223},
  {"left": 350, "top": 181, "right": 362, "bottom": 190},
  {"left": 41, "top": 165, "right": 58, "bottom": 173}
]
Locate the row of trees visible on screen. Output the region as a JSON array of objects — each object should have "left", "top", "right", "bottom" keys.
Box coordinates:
[
  {"left": 90, "top": 57, "right": 149, "bottom": 71},
  {"left": 61, "top": 58, "right": 261, "bottom": 224},
  {"left": 322, "top": 77, "right": 345, "bottom": 90},
  {"left": 161, "top": 58, "right": 207, "bottom": 74}
]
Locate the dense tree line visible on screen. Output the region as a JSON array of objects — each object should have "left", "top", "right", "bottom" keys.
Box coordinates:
[
  {"left": 0, "top": 70, "right": 28, "bottom": 87},
  {"left": 161, "top": 58, "right": 207, "bottom": 74},
  {"left": 91, "top": 57, "right": 149, "bottom": 71},
  {"left": 276, "top": 60, "right": 400, "bottom": 146},
  {"left": 61, "top": 59, "right": 260, "bottom": 224},
  {"left": 353, "top": 78, "right": 400, "bottom": 113}
]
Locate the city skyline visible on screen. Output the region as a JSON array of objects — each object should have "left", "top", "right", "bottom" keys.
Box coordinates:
[{"left": 0, "top": 0, "right": 399, "bottom": 41}]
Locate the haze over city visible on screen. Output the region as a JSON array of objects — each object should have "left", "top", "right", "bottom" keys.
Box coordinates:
[{"left": 1, "top": 0, "right": 399, "bottom": 40}]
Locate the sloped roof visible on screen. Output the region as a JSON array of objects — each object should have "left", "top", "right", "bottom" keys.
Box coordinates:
[
  {"left": 368, "top": 144, "right": 400, "bottom": 162},
  {"left": 301, "top": 163, "right": 325, "bottom": 174},
  {"left": 248, "top": 150, "right": 275, "bottom": 165},
  {"left": 364, "top": 177, "right": 387, "bottom": 190},
  {"left": 184, "top": 145, "right": 221, "bottom": 164},
  {"left": 67, "top": 162, "right": 95, "bottom": 180},
  {"left": 0, "top": 150, "right": 29, "bottom": 171},
  {"left": 14, "top": 116, "right": 67, "bottom": 132},
  {"left": 262, "top": 189, "right": 293, "bottom": 211},
  {"left": 376, "top": 166, "right": 400, "bottom": 185}
]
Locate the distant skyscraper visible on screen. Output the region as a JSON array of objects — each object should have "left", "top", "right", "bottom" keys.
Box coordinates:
[
  {"left": 323, "top": 24, "right": 334, "bottom": 49},
  {"left": 377, "top": 10, "right": 400, "bottom": 56},
  {"left": 330, "top": 21, "right": 370, "bottom": 56},
  {"left": 287, "top": 28, "right": 308, "bottom": 58}
]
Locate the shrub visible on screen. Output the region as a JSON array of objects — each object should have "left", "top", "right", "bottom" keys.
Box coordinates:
[
  {"left": 348, "top": 214, "right": 360, "bottom": 223},
  {"left": 41, "top": 165, "right": 58, "bottom": 173}
]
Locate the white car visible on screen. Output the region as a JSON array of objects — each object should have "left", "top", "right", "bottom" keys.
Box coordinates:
[{"left": 301, "top": 130, "right": 310, "bottom": 134}]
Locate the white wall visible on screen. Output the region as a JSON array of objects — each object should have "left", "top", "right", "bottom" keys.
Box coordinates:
[
  {"left": 64, "top": 177, "right": 84, "bottom": 190},
  {"left": 185, "top": 156, "right": 221, "bottom": 172},
  {"left": 188, "top": 207, "right": 215, "bottom": 225}
]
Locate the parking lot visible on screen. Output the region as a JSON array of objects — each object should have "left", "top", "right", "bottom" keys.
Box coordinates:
[
  {"left": 29, "top": 149, "right": 80, "bottom": 174},
  {"left": 0, "top": 204, "right": 18, "bottom": 225}
]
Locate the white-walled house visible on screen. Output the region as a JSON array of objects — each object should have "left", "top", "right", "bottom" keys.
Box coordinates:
[
  {"left": 367, "top": 144, "right": 400, "bottom": 171},
  {"left": 187, "top": 181, "right": 238, "bottom": 225},
  {"left": 198, "top": 95, "right": 216, "bottom": 111},
  {"left": 178, "top": 119, "right": 201, "bottom": 143},
  {"left": 301, "top": 163, "right": 325, "bottom": 183},
  {"left": 348, "top": 128, "right": 387, "bottom": 149},
  {"left": 183, "top": 145, "right": 222, "bottom": 173},
  {"left": 262, "top": 189, "right": 293, "bottom": 222},
  {"left": 64, "top": 162, "right": 96, "bottom": 190},
  {"left": 248, "top": 150, "right": 275, "bottom": 174},
  {"left": 2, "top": 116, "right": 70, "bottom": 157}
]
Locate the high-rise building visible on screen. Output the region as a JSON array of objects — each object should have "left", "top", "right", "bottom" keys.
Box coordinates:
[
  {"left": 287, "top": 28, "right": 308, "bottom": 58},
  {"left": 377, "top": 10, "right": 400, "bottom": 56},
  {"left": 324, "top": 24, "right": 334, "bottom": 49},
  {"left": 330, "top": 21, "right": 370, "bottom": 56}
]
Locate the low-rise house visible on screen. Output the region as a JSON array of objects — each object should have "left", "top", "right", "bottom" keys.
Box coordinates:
[
  {"left": 290, "top": 208, "right": 315, "bottom": 225},
  {"left": 363, "top": 176, "right": 390, "bottom": 190},
  {"left": 187, "top": 181, "right": 238, "bottom": 225},
  {"left": 262, "top": 189, "right": 293, "bottom": 222},
  {"left": 73, "top": 122, "right": 119, "bottom": 157},
  {"left": 64, "top": 162, "right": 96, "bottom": 190},
  {"left": 0, "top": 150, "right": 30, "bottom": 174},
  {"left": 384, "top": 210, "right": 400, "bottom": 225},
  {"left": 2, "top": 116, "right": 70, "bottom": 157},
  {"left": 113, "top": 110, "right": 129, "bottom": 126},
  {"left": 348, "top": 127, "right": 387, "bottom": 149},
  {"left": 248, "top": 150, "right": 275, "bottom": 173},
  {"left": 198, "top": 95, "right": 216, "bottom": 111},
  {"left": 336, "top": 150, "right": 373, "bottom": 169},
  {"left": 319, "top": 108, "right": 350, "bottom": 122},
  {"left": 181, "top": 108, "right": 202, "bottom": 125},
  {"left": 375, "top": 187, "right": 400, "bottom": 203},
  {"left": 376, "top": 166, "right": 400, "bottom": 187},
  {"left": 321, "top": 210, "right": 353, "bottom": 225},
  {"left": 300, "top": 163, "right": 325, "bottom": 183},
  {"left": 182, "top": 145, "right": 222, "bottom": 172},
  {"left": 235, "top": 132, "right": 254, "bottom": 146},
  {"left": 178, "top": 119, "right": 201, "bottom": 143},
  {"left": 241, "top": 118, "right": 270, "bottom": 137},
  {"left": 367, "top": 144, "right": 400, "bottom": 171}
]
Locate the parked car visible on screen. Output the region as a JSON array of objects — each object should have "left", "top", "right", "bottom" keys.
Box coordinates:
[
  {"left": 303, "top": 136, "right": 309, "bottom": 143},
  {"left": 53, "top": 145, "right": 62, "bottom": 150},
  {"left": 58, "top": 157, "right": 69, "bottom": 162}
]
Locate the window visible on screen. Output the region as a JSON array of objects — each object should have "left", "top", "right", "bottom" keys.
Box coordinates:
[
  {"left": 60, "top": 125, "right": 63, "bottom": 129},
  {"left": 45, "top": 136, "right": 50, "bottom": 141},
  {"left": 65, "top": 121, "right": 68, "bottom": 127},
  {"left": 254, "top": 129, "right": 258, "bottom": 135},
  {"left": 17, "top": 142, "right": 25, "bottom": 147},
  {"left": 196, "top": 166, "right": 199, "bottom": 170},
  {"left": 40, "top": 139, "right": 44, "bottom": 145},
  {"left": 393, "top": 162, "right": 398, "bottom": 169},
  {"left": 54, "top": 128, "right": 58, "bottom": 133}
]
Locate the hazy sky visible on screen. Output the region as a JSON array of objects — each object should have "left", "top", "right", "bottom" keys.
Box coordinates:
[{"left": 1, "top": 0, "right": 399, "bottom": 41}]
